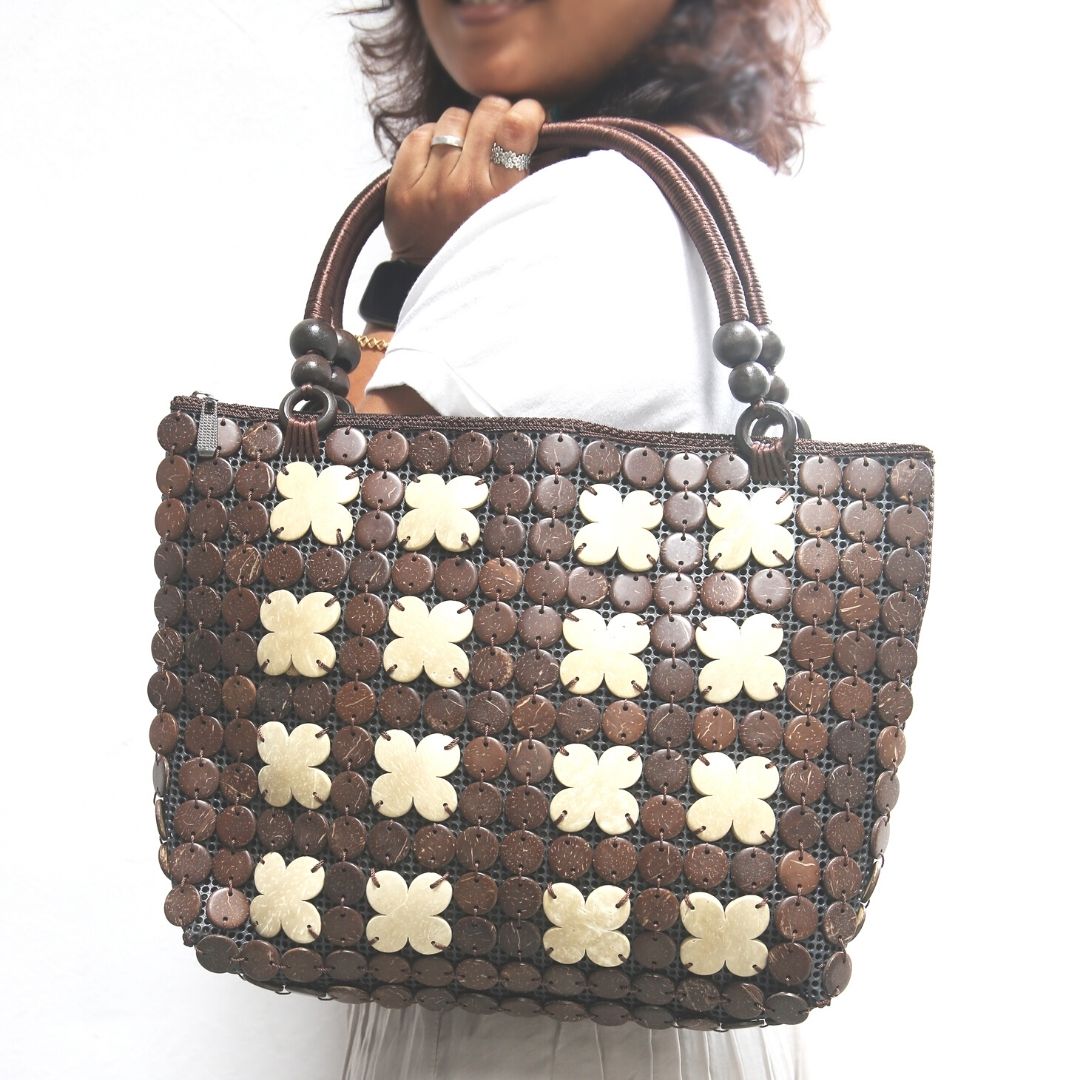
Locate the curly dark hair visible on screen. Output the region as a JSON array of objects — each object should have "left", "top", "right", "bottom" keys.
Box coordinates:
[{"left": 343, "top": 0, "right": 828, "bottom": 174}]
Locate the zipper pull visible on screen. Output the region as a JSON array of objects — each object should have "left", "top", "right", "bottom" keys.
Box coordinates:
[{"left": 195, "top": 394, "right": 218, "bottom": 458}]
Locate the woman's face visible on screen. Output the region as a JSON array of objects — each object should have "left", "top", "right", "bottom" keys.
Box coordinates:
[{"left": 416, "top": 0, "right": 679, "bottom": 106}]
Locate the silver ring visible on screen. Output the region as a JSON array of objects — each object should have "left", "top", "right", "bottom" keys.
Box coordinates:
[
  {"left": 490, "top": 141, "right": 531, "bottom": 171},
  {"left": 431, "top": 134, "right": 465, "bottom": 149}
]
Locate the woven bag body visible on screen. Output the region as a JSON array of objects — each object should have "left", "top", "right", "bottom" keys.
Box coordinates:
[{"left": 149, "top": 120, "right": 934, "bottom": 1030}]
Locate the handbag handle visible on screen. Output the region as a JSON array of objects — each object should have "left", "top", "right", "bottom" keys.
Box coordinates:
[{"left": 284, "top": 119, "right": 800, "bottom": 480}]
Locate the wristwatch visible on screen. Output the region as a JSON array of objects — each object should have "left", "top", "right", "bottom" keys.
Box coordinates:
[{"left": 358, "top": 258, "right": 426, "bottom": 330}]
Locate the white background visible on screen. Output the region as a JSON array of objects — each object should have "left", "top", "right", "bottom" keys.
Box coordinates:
[{"left": 1, "top": 2, "right": 1072, "bottom": 1077}]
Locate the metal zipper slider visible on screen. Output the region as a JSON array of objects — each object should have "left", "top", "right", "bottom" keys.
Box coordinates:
[{"left": 195, "top": 394, "right": 218, "bottom": 458}]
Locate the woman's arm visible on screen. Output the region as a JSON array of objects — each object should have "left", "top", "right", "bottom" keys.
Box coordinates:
[{"left": 348, "top": 321, "right": 438, "bottom": 415}]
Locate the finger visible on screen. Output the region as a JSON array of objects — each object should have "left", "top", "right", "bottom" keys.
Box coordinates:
[
  {"left": 488, "top": 97, "right": 547, "bottom": 194},
  {"left": 454, "top": 95, "right": 512, "bottom": 186},
  {"left": 426, "top": 106, "right": 472, "bottom": 177},
  {"left": 389, "top": 123, "right": 437, "bottom": 193}
]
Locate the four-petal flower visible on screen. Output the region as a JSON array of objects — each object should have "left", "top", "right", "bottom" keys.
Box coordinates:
[
  {"left": 371, "top": 729, "right": 461, "bottom": 822},
  {"left": 550, "top": 743, "right": 642, "bottom": 835},
  {"left": 257, "top": 589, "right": 341, "bottom": 678},
  {"left": 573, "top": 484, "right": 662, "bottom": 571},
  {"left": 249, "top": 852, "right": 325, "bottom": 944},
  {"left": 706, "top": 486, "right": 794, "bottom": 570},
  {"left": 365, "top": 870, "right": 453, "bottom": 955},
  {"left": 257, "top": 720, "right": 331, "bottom": 809},
  {"left": 398, "top": 473, "right": 489, "bottom": 553},
  {"left": 680, "top": 893, "right": 770, "bottom": 977},
  {"left": 269, "top": 461, "right": 359, "bottom": 546},
  {"left": 383, "top": 595, "right": 473, "bottom": 688},
  {"left": 695, "top": 611, "right": 786, "bottom": 703},
  {"left": 686, "top": 752, "right": 779, "bottom": 844},
  {"left": 559, "top": 608, "right": 650, "bottom": 698},
  {"left": 543, "top": 883, "right": 631, "bottom": 967}
]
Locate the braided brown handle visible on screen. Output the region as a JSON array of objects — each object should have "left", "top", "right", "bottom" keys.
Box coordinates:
[
  {"left": 305, "top": 119, "right": 749, "bottom": 327},
  {"left": 285, "top": 119, "right": 800, "bottom": 477}
]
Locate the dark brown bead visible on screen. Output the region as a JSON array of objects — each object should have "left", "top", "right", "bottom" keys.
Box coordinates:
[
  {"left": 840, "top": 500, "right": 884, "bottom": 543},
  {"left": 796, "top": 496, "right": 839, "bottom": 538},
  {"left": 739, "top": 710, "right": 782, "bottom": 754},
  {"left": 748, "top": 568, "right": 792, "bottom": 611},
  {"left": 408, "top": 429, "right": 451, "bottom": 472},
  {"left": 157, "top": 411, "right": 197, "bottom": 453},
  {"left": 877, "top": 725, "right": 907, "bottom": 768},
  {"left": 827, "top": 763, "right": 868, "bottom": 809},
  {"left": 413, "top": 823, "right": 457, "bottom": 869},
  {"left": 644, "top": 749, "right": 688, "bottom": 793},
  {"left": 557, "top": 697, "right": 600, "bottom": 742},
  {"left": 824, "top": 855, "right": 863, "bottom": 900},
  {"left": 256, "top": 807, "right": 293, "bottom": 850},
  {"left": 663, "top": 490, "right": 706, "bottom": 531},
  {"left": 825, "top": 810, "right": 865, "bottom": 855},
  {"left": 790, "top": 625, "right": 833, "bottom": 670},
  {"left": 170, "top": 841, "right": 212, "bottom": 884},
  {"left": 782, "top": 759, "right": 825, "bottom": 803},
  {"left": 650, "top": 612, "right": 694, "bottom": 655},
  {"left": 622, "top": 446, "right": 664, "bottom": 488},
  {"left": 694, "top": 705, "right": 736, "bottom": 751},
  {"left": 391, "top": 553, "right": 435, "bottom": 594},
  {"left": 881, "top": 593, "right": 924, "bottom": 636},
  {"left": 684, "top": 843, "right": 729, "bottom": 888},
  {"left": 730, "top": 848, "right": 776, "bottom": 893},
  {"left": 653, "top": 573, "right": 697, "bottom": 613},
  {"left": 506, "top": 738, "right": 553, "bottom": 783},
  {"left": 517, "top": 605, "right": 563, "bottom": 648},
  {"left": 533, "top": 474, "right": 577, "bottom": 517},
  {"left": 783, "top": 715, "right": 828, "bottom": 758},
  {"left": 489, "top": 473, "right": 531, "bottom": 515},
  {"left": 450, "top": 430, "right": 493, "bottom": 473},
  {"left": 640, "top": 794, "right": 686, "bottom": 840},
  {"left": 665, "top": 451, "right": 707, "bottom": 490},
  {"left": 830, "top": 719, "right": 871, "bottom": 763},
  {"left": 536, "top": 432, "right": 582, "bottom": 473},
  {"left": 635, "top": 888, "right": 679, "bottom": 931},
  {"left": 774, "top": 895, "right": 817, "bottom": 941},
  {"left": 792, "top": 580, "right": 835, "bottom": 623},
  {"left": 467, "top": 690, "right": 511, "bottom": 734},
  {"left": 455, "top": 872, "right": 499, "bottom": 916},
  {"left": 354, "top": 509, "right": 395, "bottom": 549},
  {"left": 795, "top": 538, "right": 839, "bottom": 580},
  {"left": 707, "top": 452, "right": 749, "bottom": 490},
  {"left": 840, "top": 541, "right": 883, "bottom": 586},
  {"left": 329, "top": 817, "right": 367, "bottom": 860},
  {"left": 566, "top": 566, "right": 609, "bottom": 606},
  {"left": 875, "top": 769, "right": 901, "bottom": 813},
  {"left": 877, "top": 681, "right": 913, "bottom": 724},
  {"left": 838, "top": 586, "right": 880, "bottom": 629},
  {"left": 638, "top": 841, "right": 683, "bottom": 886},
  {"left": 765, "top": 992, "right": 810, "bottom": 1026},
  {"left": 462, "top": 736, "right": 507, "bottom": 781},
  {"left": 889, "top": 457, "right": 933, "bottom": 502},
  {"left": 786, "top": 670, "right": 829, "bottom": 714},
  {"left": 424, "top": 689, "right": 466, "bottom": 734},
  {"left": 504, "top": 785, "right": 548, "bottom": 829},
  {"left": 660, "top": 533, "right": 702, "bottom": 572},
  {"left": 523, "top": 560, "right": 568, "bottom": 605},
  {"left": 434, "top": 556, "right": 478, "bottom": 600},
  {"left": 701, "top": 572, "right": 744, "bottom": 613},
  {"left": 163, "top": 884, "right": 201, "bottom": 926},
  {"left": 500, "top": 830, "right": 545, "bottom": 875},
  {"left": 457, "top": 826, "right": 500, "bottom": 871},
  {"left": 511, "top": 695, "right": 556, "bottom": 738},
  {"left": 720, "top": 981, "right": 765, "bottom": 1021},
  {"left": 263, "top": 543, "right": 304, "bottom": 587},
  {"left": 631, "top": 931, "right": 677, "bottom": 970},
  {"left": 513, "top": 648, "right": 559, "bottom": 693},
  {"left": 378, "top": 684, "right": 422, "bottom": 729},
  {"left": 193, "top": 457, "right": 233, "bottom": 498},
  {"left": 324, "top": 862, "right": 365, "bottom": 907},
  {"left": 368, "top": 429, "right": 409, "bottom": 470},
  {"left": 582, "top": 439, "right": 622, "bottom": 481},
  {"left": 831, "top": 677, "right": 873, "bottom": 721},
  {"left": 823, "top": 901, "right": 859, "bottom": 945},
  {"left": 885, "top": 547, "right": 927, "bottom": 590},
  {"left": 593, "top": 836, "right": 637, "bottom": 883},
  {"left": 367, "top": 820, "right": 410, "bottom": 866},
  {"left": 324, "top": 906, "right": 365, "bottom": 947},
  {"left": 207, "top": 885, "right": 250, "bottom": 930},
  {"left": 458, "top": 781, "right": 502, "bottom": 825},
  {"left": 843, "top": 456, "right": 886, "bottom": 499},
  {"left": 777, "top": 807, "right": 816, "bottom": 846},
  {"left": 768, "top": 942, "right": 812, "bottom": 986},
  {"left": 603, "top": 700, "right": 647, "bottom": 744},
  {"left": 548, "top": 835, "right": 592, "bottom": 880},
  {"left": 799, "top": 455, "right": 841, "bottom": 496},
  {"left": 648, "top": 703, "right": 692, "bottom": 747},
  {"left": 778, "top": 851, "right": 820, "bottom": 894},
  {"left": 824, "top": 951, "right": 853, "bottom": 996},
  {"left": 325, "top": 426, "right": 366, "bottom": 466}
]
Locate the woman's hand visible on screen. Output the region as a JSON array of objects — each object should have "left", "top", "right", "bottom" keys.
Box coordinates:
[{"left": 384, "top": 96, "right": 548, "bottom": 265}]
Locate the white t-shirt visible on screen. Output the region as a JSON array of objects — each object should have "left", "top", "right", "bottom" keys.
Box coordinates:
[
  {"left": 347, "top": 134, "right": 809, "bottom": 1080},
  {"left": 365, "top": 132, "right": 797, "bottom": 437}
]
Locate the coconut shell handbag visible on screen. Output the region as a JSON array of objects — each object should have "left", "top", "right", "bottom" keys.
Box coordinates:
[{"left": 149, "top": 118, "right": 935, "bottom": 1030}]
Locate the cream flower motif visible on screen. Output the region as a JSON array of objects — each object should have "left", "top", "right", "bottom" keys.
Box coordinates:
[
  {"left": 686, "top": 752, "right": 779, "bottom": 844},
  {"left": 365, "top": 870, "right": 453, "bottom": 955},
  {"left": 573, "top": 484, "right": 662, "bottom": 571},
  {"left": 398, "top": 473, "right": 490, "bottom": 553},
  {"left": 371, "top": 729, "right": 461, "bottom": 822},
  {"left": 269, "top": 461, "right": 359, "bottom": 546},
  {"left": 543, "top": 883, "right": 631, "bottom": 967},
  {"left": 249, "top": 852, "right": 325, "bottom": 944},
  {"left": 550, "top": 743, "right": 642, "bottom": 835},
  {"left": 680, "top": 893, "right": 770, "bottom": 977},
  {"left": 382, "top": 595, "right": 473, "bottom": 688},
  {"left": 256, "top": 721, "right": 331, "bottom": 809},
  {"left": 257, "top": 589, "right": 340, "bottom": 678},
  {"left": 695, "top": 611, "right": 786, "bottom": 704},
  {"left": 559, "top": 608, "right": 650, "bottom": 698},
  {"left": 706, "top": 486, "right": 794, "bottom": 570}
]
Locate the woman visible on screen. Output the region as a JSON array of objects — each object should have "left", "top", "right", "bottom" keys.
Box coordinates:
[{"left": 342, "top": 1, "right": 826, "bottom": 1077}]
